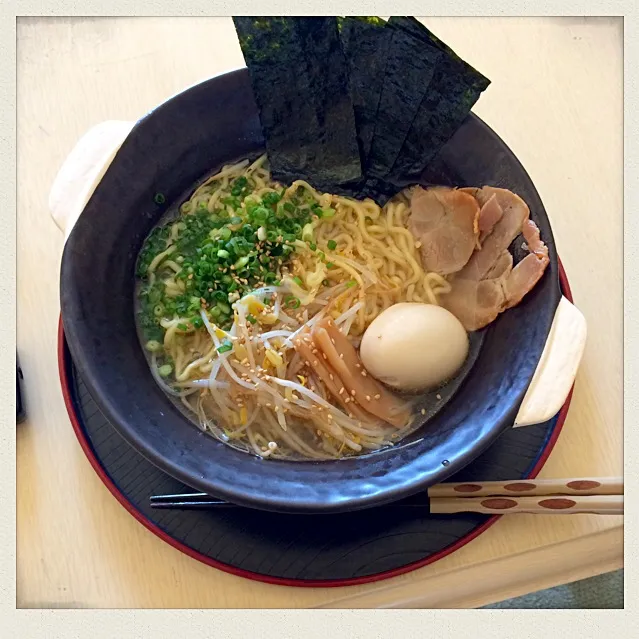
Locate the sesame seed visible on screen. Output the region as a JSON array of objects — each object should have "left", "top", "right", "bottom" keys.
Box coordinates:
[
  {"left": 339, "top": 387, "right": 345, "bottom": 395},
  {"left": 350, "top": 390, "right": 356, "bottom": 397},
  {"left": 421, "top": 408, "right": 426, "bottom": 415},
  {"left": 366, "top": 395, "right": 371, "bottom": 401},
  {"left": 355, "top": 363, "right": 360, "bottom": 368},
  {"left": 329, "top": 373, "right": 334, "bottom": 380},
  {"left": 436, "top": 394, "right": 442, "bottom": 400},
  {"left": 339, "top": 353, "right": 344, "bottom": 359},
  {"left": 361, "top": 370, "right": 367, "bottom": 377},
  {"left": 374, "top": 394, "right": 381, "bottom": 400}
]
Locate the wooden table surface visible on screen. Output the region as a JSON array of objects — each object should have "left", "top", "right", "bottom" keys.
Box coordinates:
[{"left": 16, "top": 16, "right": 623, "bottom": 609}]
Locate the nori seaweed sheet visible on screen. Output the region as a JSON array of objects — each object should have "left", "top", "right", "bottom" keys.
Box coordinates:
[
  {"left": 355, "top": 175, "right": 400, "bottom": 205},
  {"left": 294, "top": 18, "right": 363, "bottom": 190},
  {"left": 232, "top": 18, "right": 315, "bottom": 179},
  {"left": 388, "top": 16, "right": 462, "bottom": 61},
  {"left": 364, "top": 25, "right": 441, "bottom": 180},
  {"left": 233, "top": 16, "right": 490, "bottom": 205},
  {"left": 233, "top": 17, "right": 362, "bottom": 191},
  {"left": 386, "top": 17, "right": 491, "bottom": 181},
  {"left": 339, "top": 17, "right": 392, "bottom": 167}
]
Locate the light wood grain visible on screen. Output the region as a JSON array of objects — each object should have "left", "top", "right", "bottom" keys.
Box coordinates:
[
  {"left": 16, "top": 16, "right": 623, "bottom": 609},
  {"left": 430, "top": 495, "right": 623, "bottom": 515}
]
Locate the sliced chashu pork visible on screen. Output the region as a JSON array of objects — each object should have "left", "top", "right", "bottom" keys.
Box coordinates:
[
  {"left": 408, "top": 186, "right": 480, "bottom": 275},
  {"left": 456, "top": 187, "right": 530, "bottom": 280},
  {"left": 431, "top": 186, "right": 550, "bottom": 331}
]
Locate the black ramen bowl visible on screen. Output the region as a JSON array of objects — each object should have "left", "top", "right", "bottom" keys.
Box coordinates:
[{"left": 60, "top": 68, "right": 561, "bottom": 514}]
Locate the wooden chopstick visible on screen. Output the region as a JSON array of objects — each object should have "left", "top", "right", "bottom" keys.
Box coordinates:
[
  {"left": 428, "top": 476, "right": 623, "bottom": 498},
  {"left": 430, "top": 494, "right": 623, "bottom": 515},
  {"left": 149, "top": 477, "right": 623, "bottom": 514}
]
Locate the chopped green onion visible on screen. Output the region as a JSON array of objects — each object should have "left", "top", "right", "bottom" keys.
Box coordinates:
[
  {"left": 320, "top": 208, "right": 335, "bottom": 218},
  {"left": 262, "top": 191, "right": 281, "bottom": 206},
  {"left": 322, "top": 279, "right": 330, "bottom": 286},
  {"left": 284, "top": 295, "right": 301, "bottom": 309},
  {"left": 345, "top": 280, "right": 357, "bottom": 288},
  {"left": 234, "top": 255, "right": 250, "bottom": 270},
  {"left": 246, "top": 314, "right": 257, "bottom": 324},
  {"left": 217, "top": 340, "right": 233, "bottom": 354},
  {"left": 145, "top": 340, "right": 163, "bottom": 353},
  {"left": 326, "top": 262, "right": 334, "bottom": 269},
  {"left": 327, "top": 240, "right": 337, "bottom": 250},
  {"left": 301, "top": 223, "right": 314, "bottom": 243},
  {"left": 158, "top": 364, "right": 172, "bottom": 377},
  {"left": 154, "top": 193, "right": 166, "bottom": 205},
  {"left": 137, "top": 165, "right": 319, "bottom": 342}
]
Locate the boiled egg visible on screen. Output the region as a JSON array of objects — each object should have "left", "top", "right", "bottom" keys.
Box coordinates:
[{"left": 360, "top": 303, "right": 469, "bottom": 392}]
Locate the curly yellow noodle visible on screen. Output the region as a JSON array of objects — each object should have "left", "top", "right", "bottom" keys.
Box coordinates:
[{"left": 140, "top": 156, "right": 452, "bottom": 460}]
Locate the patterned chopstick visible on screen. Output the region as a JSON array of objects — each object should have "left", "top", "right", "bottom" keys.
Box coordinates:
[
  {"left": 427, "top": 476, "right": 623, "bottom": 498},
  {"left": 149, "top": 477, "right": 623, "bottom": 513},
  {"left": 429, "top": 494, "right": 623, "bottom": 515}
]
